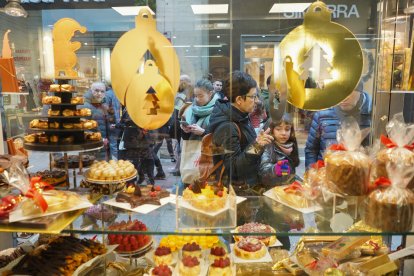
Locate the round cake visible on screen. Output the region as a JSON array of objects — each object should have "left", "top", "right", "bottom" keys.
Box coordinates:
[
  {"left": 182, "top": 242, "right": 202, "bottom": 259},
  {"left": 374, "top": 148, "right": 414, "bottom": 189},
  {"left": 154, "top": 246, "right": 173, "bottom": 266},
  {"left": 364, "top": 188, "right": 414, "bottom": 232},
  {"left": 209, "top": 246, "right": 227, "bottom": 263},
  {"left": 151, "top": 264, "right": 172, "bottom": 276},
  {"left": 325, "top": 151, "right": 370, "bottom": 196},
  {"left": 54, "top": 154, "right": 96, "bottom": 169},
  {"left": 183, "top": 184, "right": 228, "bottom": 212},
  {"left": 208, "top": 257, "right": 231, "bottom": 276},
  {"left": 234, "top": 237, "right": 266, "bottom": 260},
  {"left": 179, "top": 256, "right": 200, "bottom": 276},
  {"left": 33, "top": 169, "right": 67, "bottom": 187},
  {"left": 234, "top": 222, "right": 277, "bottom": 246}
]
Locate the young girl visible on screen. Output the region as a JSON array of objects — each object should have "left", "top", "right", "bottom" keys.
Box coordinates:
[{"left": 259, "top": 113, "right": 299, "bottom": 187}]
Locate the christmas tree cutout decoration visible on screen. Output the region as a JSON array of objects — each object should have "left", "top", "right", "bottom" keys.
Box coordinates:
[
  {"left": 300, "top": 43, "right": 333, "bottom": 89},
  {"left": 143, "top": 86, "right": 160, "bottom": 115}
]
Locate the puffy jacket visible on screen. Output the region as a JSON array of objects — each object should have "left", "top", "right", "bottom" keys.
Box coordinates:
[
  {"left": 305, "top": 91, "right": 372, "bottom": 168},
  {"left": 260, "top": 143, "right": 299, "bottom": 187},
  {"left": 209, "top": 100, "right": 264, "bottom": 187}
]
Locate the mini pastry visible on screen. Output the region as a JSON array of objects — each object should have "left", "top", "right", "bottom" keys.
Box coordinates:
[
  {"left": 151, "top": 264, "right": 172, "bottom": 276},
  {"left": 178, "top": 256, "right": 200, "bottom": 276},
  {"left": 234, "top": 238, "right": 266, "bottom": 260},
  {"left": 42, "top": 96, "right": 61, "bottom": 104},
  {"left": 209, "top": 257, "right": 231, "bottom": 276},
  {"left": 29, "top": 119, "right": 40, "bottom": 128},
  {"left": 182, "top": 242, "right": 202, "bottom": 259},
  {"left": 70, "top": 97, "right": 84, "bottom": 104},
  {"left": 76, "top": 108, "right": 91, "bottom": 116},
  {"left": 209, "top": 247, "right": 228, "bottom": 262},
  {"left": 47, "top": 109, "right": 60, "bottom": 116},
  {"left": 154, "top": 246, "right": 173, "bottom": 266},
  {"left": 73, "top": 123, "right": 83, "bottom": 129},
  {"left": 85, "top": 132, "right": 102, "bottom": 141},
  {"left": 60, "top": 84, "right": 74, "bottom": 92},
  {"left": 63, "top": 123, "right": 74, "bottom": 129},
  {"left": 50, "top": 135, "right": 58, "bottom": 143},
  {"left": 62, "top": 109, "right": 74, "bottom": 116},
  {"left": 24, "top": 134, "right": 37, "bottom": 143},
  {"left": 49, "top": 122, "right": 59, "bottom": 129},
  {"left": 38, "top": 135, "right": 49, "bottom": 144},
  {"left": 83, "top": 120, "right": 98, "bottom": 129},
  {"left": 49, "top": 84, "right": 61, "bottom": 92}
]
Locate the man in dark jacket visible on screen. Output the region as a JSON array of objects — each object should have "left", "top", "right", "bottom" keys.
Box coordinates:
[
  {"left": 305, "top": 82, "right": 372, "bottom": 168},
  {"left": 209, "top": 71, "right": 273, "bottom": 194}
]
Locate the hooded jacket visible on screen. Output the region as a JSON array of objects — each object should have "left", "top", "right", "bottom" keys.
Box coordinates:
[
  {"left": 305, "top": 91, "right": 372, "bottom": 168},
  {"left": 209, "top": 100, "right": 264, "bottom": 186}
]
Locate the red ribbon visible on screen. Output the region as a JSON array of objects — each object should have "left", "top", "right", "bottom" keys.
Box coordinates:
[
  {"left": 328, "top": 144, "right": 346, "bottom": 151},
  {"left": 368, "top": 240, "right": 380, "bottom": 251},
  {"left": 369, "top": 177, "right": 391, "bottom": 192},
  {"left": 283, "top": 181, "right": 303, "bottom": 193},
  {"left": 310, "top": 160, "right": 325, "bottom": 169},
  {"left": 381, "top": 135, "right": 414, "bottom": 151},
  {"left": 24, "top": 177, "right": 55, "bottom": 213},
  {"left": 305, "top": 260, "right": 318, "bottom": 269}
]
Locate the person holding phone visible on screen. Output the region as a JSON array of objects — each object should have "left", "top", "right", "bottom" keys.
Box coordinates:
[{"left": 180, "top": 79, "right": 220, "bottom": 140}]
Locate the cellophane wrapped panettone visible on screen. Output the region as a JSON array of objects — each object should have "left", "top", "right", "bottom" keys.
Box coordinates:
[
  {"left": 365, "top": 162, "right": 414, "bottom": 232},
  {"left": 372, "top": 113, "right": 414, "bottom": 189},
  {"left": 325, "top": 118, "right": 371, "bottom": 196}
]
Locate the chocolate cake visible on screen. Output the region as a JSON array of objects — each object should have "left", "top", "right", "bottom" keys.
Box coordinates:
[
  {"left": 116, "top": 185, "right": 170, "bottom": 208},
  {"left": 364, "top": 188, "right": 414, "bottom": 232},
  {"left": 33, "top": 169, "right": 67, "bottom": 187},
  {"left": 54, "top": 154, "right": 95, "bottom": 169}
]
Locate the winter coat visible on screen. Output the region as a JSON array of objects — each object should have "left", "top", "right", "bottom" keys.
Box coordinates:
[
  {"left": 209, "top": 100, "right": 264, "bottom": 187},
  {"left": 305, "top": 91, "right": 372, "bottom": 168},
  {"left": 79, "top": 90, "right": 110, "bottom": 139},
  {"left": 260, "top": 143, "right": 299, "bottom": 187}
]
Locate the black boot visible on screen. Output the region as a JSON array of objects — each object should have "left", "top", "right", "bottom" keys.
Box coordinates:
[{"left": 155, "top": 170, "right": 166, "bottom": 180}]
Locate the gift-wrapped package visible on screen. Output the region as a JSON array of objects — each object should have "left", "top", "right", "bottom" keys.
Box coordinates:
[
  {"left": 325, "top": 118, "right": 371, "bottom": 196},
  {"left": 365, "top": 162, "right": 414, "bottom": 232},
  {"left": 372, "top": 113, "right": 414, "bottom": 189}
]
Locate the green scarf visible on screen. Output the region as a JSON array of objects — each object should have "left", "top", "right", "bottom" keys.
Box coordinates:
[{"left": 185, "top": 93, "right": 220, "bottom": 128}]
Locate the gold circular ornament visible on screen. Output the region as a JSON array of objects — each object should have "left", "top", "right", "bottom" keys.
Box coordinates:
[
  {"left": 125, "top": 60, "right": 175, "bottom": 130},
  {"left": 111, "top": 8, "right": 180, "bottom": 105},
  {"left": 279, "top": 1, "right": 363, "bottom": 110}
]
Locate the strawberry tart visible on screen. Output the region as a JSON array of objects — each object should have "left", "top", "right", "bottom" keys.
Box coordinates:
[
  {"left": 208, "top": 257, "right": 232, "bottom": 276},
  {"left": 178, "top": 256, "right": 201, "bottom": 276},
  {"left": 234, "top": 222, "right": 277, "bottom": 246},
  {"left": 209, "top": 246, "right": 228, "bottom": 263},
  {"left": 234, "top": 237, "right": 266, "bottom": 260},
  {"left": 151, "top": 264, "right": 172, "bottom": 276},
  {"left": 182, "top": 242, "right": 202, "bottom": 259},
  {"left": 153, "top": 246, "right": 173, "bottom": 266}
]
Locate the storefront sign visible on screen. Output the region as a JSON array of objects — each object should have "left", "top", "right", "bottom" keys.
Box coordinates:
[{"left": 284, "top": 4, "right": 360, "bottom": 19}]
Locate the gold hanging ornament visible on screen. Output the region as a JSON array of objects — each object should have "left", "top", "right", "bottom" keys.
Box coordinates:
[
  {"left": 125, "top": 60, "right": 175, "bottom": 130},
  {"left": 111, "top": 7, "right": 180, "bottom": 111},
  {"left": 278, "top": 1, "right": 363, "bottom": 110}
]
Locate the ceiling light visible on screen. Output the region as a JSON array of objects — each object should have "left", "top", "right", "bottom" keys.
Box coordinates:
[
  {"left": 193, "top": 44, "right": 222, "bottom": 48},
  {"left": 251, "top": 46, "right": 258, "bottom": 50},
  {"left": 1, "top": 0, "right": 27, "bottom": 17},
  {"left": 84, "top": 42, "right": 88, "bottom": 46},
  {"left": 269, "top": 3, "right": 311, "bottom": 13},
  {"left": 112, "top": 6, "right": 155, "bottom": 16},
  {"left": 191, "top": 4, "right": 228, "bottom": 15},
  {"left": 217, "top": 35, "right": 221, "bottom": 39}
]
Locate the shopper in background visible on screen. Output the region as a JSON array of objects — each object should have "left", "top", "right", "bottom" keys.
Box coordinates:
[
  {"left": 305, "top": 82, "right": 372, "bottom": 168},
  {"left": 170, "top": 74, "right": 193, "bottom": 176},
  {"left": 105, "top": 83, "right": 121, "bottom": 160},
  {"left": 152, "top": 121, "right": 175, "bottom": 180},
  {"left": 249, "top": 88, "right": 268, "bottom": 135},
  {"left": 81, "top": 82, "right": 111, "bottom": 159},
  {"left": 209, "top": 71, "right": 274, "bottom": 195},
  {"left": 212, "top": 79, "right": 225, "bottom": 100},
  {"left": 260, "top": 76, "right": 272, "bottom": 117},
  {"left": 118, "top": 109, "right": 155, "bottom": 185},
  {"left": 260, "top": 113, "right": 299, "bottom": 188}
]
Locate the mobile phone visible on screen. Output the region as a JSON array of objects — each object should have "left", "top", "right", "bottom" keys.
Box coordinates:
[{"left": 180, "top": 120, "right": 189, "bottom": 127}]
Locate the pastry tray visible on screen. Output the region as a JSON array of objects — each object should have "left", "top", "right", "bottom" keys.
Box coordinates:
[
  {"left": 84, "top": 169, "right": 138, "bottom": 184},
  {"left": 35, "top": 115, "right": 92, "bottom": 119},
  {"left": 28, "top": 128, "right": 91, "bottom": 132},
  {"left": 48, "top": 103, "right": 83, "bottom": 106},
  {"left": 48, "top": 90, "right": 77, "bottom": 93},
  {"left": 24, "top": 140, "right": 103, "bottom": 152}
]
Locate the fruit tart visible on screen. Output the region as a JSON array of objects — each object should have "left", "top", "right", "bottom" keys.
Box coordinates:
[
  {"left": 154, "top": 246, "right": 173, "bottom": 266},
  {"left": 182, "top": 242, "right": 202, "bottom": 259},
  {"left": 151, "top": 264, "right": 173, "bottom": 276},
  {"left": 209, "top": 246, "right": 228, "bottom": 262},
  {"left": 234, "top": 237, "right": 266, "bottom": 260},
  {"left": 107, "top": 220, "right": 151, "bottom": 253},
  {"left": 179, "top": 256, "right": 200, "bottom": 276},
  {"left": 183, "top": 181, "right": 228, "bottom": 212},
  {"left": 208, "top": 257, "right": 232, "bottom": 276},
  {"left": 234, "top": 222, "right": 277, "bottom": 246}
]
